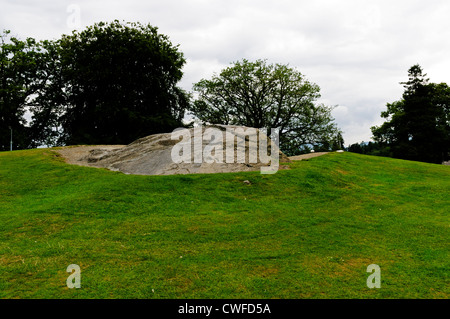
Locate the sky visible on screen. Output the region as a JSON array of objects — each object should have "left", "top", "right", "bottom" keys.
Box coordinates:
[{"left": 2, "top": 0, "right": 450, "bottom": 145}]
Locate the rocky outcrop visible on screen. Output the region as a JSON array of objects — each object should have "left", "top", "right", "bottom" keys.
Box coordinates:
[{"left": 57, "top": 125, "right": 289, "bottom": 175}]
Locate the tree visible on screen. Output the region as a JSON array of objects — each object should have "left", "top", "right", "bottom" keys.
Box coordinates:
[
  {"left": 190, "top": 59, "right": 340, "bottom": 155},
  {"left": 347, "top": 142, "right": 363, "bottom": 154},
  {"left": 28, "top": 39, "right": 66, "bottom": 147},
  {"left": 333, "top": 132, "right": 345, "bottom": 150},
  {"left": 346, "top": 141, "right": 391, "bottom": 157},
  {"left": 31, "top": 21, "right": 190, "bottom": 146},
  {"left": 0, "top": 30, "right": 46, "bottom": 150},
  {"left": 372, "top": 65, "right": 450, "bottom": 164}
]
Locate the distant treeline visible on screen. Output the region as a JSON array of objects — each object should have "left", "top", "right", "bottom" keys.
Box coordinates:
[{"left": 346, "top": 141, "right": 391, "bottom": 157}]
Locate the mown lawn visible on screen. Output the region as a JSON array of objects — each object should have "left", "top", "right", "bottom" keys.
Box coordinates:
[{"left": 0, "top": 149, "right": 448, "bottom": 298}]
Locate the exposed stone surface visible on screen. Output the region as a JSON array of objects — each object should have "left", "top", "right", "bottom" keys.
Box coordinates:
[{"left": 56, "top": 125, "right": 290, "bottom": 175}]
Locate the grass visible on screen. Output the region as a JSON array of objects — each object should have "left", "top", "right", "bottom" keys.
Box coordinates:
[{"left": 0, "top": 148, "right": 448, "bottom": 299}]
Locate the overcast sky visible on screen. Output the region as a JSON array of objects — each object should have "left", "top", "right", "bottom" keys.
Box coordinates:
[{"left": 2, "top": 0, "right": 450, "bottom": 145}]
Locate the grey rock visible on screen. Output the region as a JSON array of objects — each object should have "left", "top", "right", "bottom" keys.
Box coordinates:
[{"left": 57, "top": 125, "right": 290, "bottom": 176}]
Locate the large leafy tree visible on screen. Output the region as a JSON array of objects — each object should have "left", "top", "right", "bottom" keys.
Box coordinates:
[
  {"left": 31, "top": 20, "right": 189, "bottom": 146},
  {"left": 190, "top": 59, "right": 340, "bottom": 155},
  {"left": 372, "top": 65, "right": 450, "bottom": 163},
  {"left": 0, "top": 30, "right": 47, "bottom": 150},
  {"left": 28, "top": 39, "right": 66, "bottom": 147}
]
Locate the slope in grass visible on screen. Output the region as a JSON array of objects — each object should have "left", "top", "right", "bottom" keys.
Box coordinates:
[{"left": 0, "top": 149, "right": 448, "bottom": 298}]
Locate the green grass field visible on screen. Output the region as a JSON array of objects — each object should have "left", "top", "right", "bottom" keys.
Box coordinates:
[{"left": 0, "top": 149, "right": 448, "bottom": 299}]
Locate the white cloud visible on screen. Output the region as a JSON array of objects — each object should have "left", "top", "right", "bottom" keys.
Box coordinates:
[{"left": 1, "top": 0, "right": 449, "bottom": 144}]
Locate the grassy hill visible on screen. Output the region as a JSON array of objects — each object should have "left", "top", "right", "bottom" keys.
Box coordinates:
[{"left": 0, "top": 149, "right": 448, "bottom": 299}]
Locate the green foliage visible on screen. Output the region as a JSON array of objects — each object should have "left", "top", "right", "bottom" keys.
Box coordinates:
[
  {"left": 0, "top": 21, "right": 190, "bottom": 148},
  {"left": 372, "top": 65, "right": 450, "bottom": 163},
  {"left": 334, "top": 132, "right": 345, "bottom": 150},
  {"left": 0, "top": 149, "right": 449, "bottom": 298},
  {"left": 190, "top": 59, "right": 341, "bottom": 156},
  {"left": 31, "top": 21, "right": 190, "bottom": 146},
  {"left": 0, "top": 30, "right": 47, "bottom": 150},
  {"left": 347, "top": 141, "right": 392, "bottom": 157},
  {"left": 314, "top": 132, "right": 345, "bottom": 152}
]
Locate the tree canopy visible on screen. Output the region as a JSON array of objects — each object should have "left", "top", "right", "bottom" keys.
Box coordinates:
[
  {"left": 0, "top": 30, "right": 46, "bottom": 150},
  {"left": 32, "top": 21, "right": 190, "bottom": 146},
  {"left": 371, "top": 64, "right": 450, "bottom": 164},
  {"left": 190, "top": 59, "right": 341, "bottom": 155},
  {"left": 1, "top": 21, "right": 190, "bottom": 149}
]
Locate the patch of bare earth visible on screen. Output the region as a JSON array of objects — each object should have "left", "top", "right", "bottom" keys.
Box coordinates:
[{"left": 288, "top": 152, "right": 329, "bottom": 161}]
